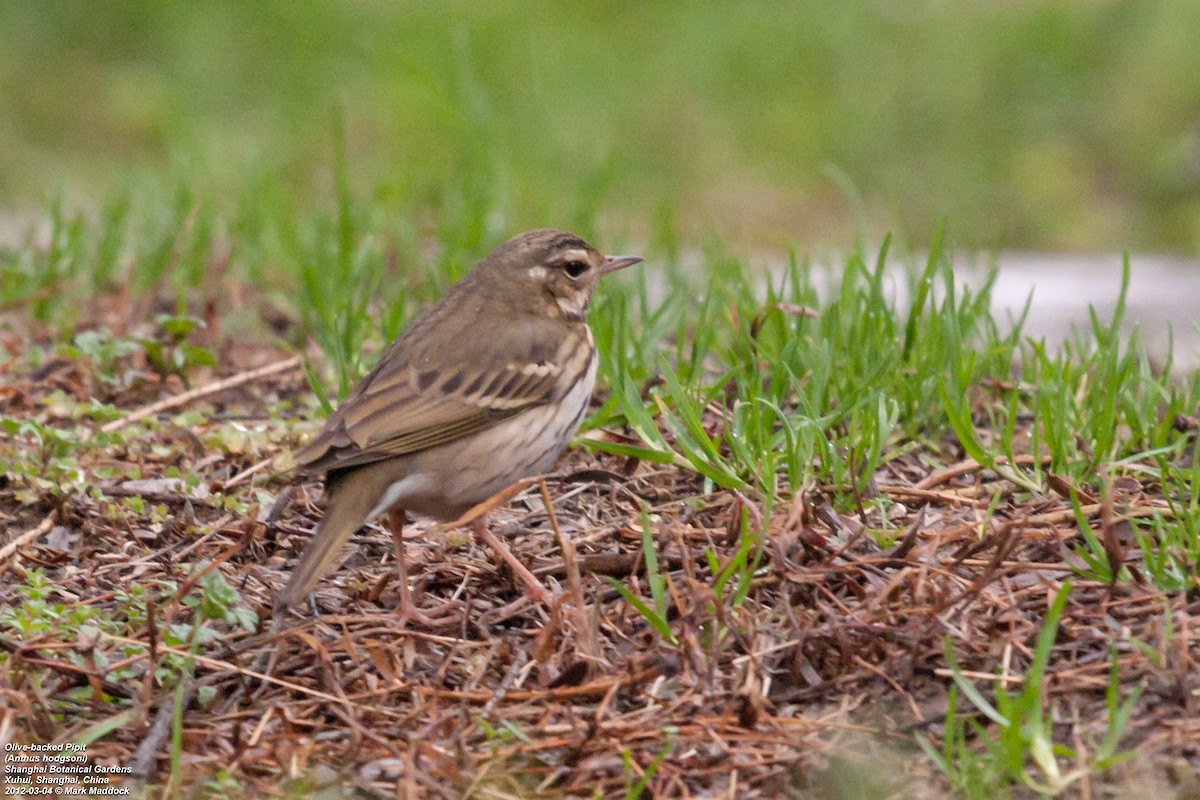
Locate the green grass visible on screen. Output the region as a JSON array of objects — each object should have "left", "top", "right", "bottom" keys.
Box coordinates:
[
  {"left": 8, "top": 176, "right": 1199, "bottom": 585},
  {"left": 609, "top": 510, "right": 679, "bottom": 646},
  {"left": 3, "top": 4, "right": 1199, "bottom": 794},
  {"left": 3, "top": 195, "right": 1194, "bottom": 793},
  {"left": 919, "top": 583, "right": 1141, "bottom": 798},
  {"left": 23, "top": 173, "right": 1196, "bottom": 550},
  {"left": 3, "top": 2, "right": 1200, "bottom": 251}
]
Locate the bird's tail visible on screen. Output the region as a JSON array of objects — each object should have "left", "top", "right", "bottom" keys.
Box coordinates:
[{"left": 275, "top": 471, "right": 387, "bottom": 612}]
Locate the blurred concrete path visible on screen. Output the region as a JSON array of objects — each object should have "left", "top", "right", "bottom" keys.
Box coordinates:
[
  {"left": 772, "top": 250, "right": 1200, "bottom": 370},
  {"left": 961, "top": 252, "right": 1200, "bottom": 370}
]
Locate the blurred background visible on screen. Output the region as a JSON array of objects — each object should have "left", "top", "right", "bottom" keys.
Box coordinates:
[{"left": 2, "top": 0, "right": 1199, "bottom": 255}]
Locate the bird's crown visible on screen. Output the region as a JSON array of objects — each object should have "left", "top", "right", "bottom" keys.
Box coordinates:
[{"left": 470, "top": 228, "right": 641, "bottom": 321}]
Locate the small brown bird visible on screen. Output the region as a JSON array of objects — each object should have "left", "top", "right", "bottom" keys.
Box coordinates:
[{"left": 276, "top": 229, "right": 641, "bottom": 621}]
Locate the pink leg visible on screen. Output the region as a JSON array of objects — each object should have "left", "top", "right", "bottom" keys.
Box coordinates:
[
  {"left": 470, "top": 516, "right": 549, "bottom": 604},
  {"left": 387, "top": 509, "right": 458, "bottom": 627}
]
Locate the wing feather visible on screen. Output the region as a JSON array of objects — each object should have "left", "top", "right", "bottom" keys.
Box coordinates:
[{"left": 296, "top": 331, "right": 580, "bottom": 476}]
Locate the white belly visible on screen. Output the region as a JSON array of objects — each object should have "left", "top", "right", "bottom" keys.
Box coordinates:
[{"left": 370, "top": 354, "right": 597, "bottom": 520}]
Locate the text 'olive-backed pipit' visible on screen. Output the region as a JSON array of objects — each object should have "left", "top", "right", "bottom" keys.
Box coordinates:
[{"left": 276, "top": 229, "right": 641, "bottom": 622}]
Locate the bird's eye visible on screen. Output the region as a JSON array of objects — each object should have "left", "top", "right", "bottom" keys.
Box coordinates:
[{"left": 563, "top": 260, "right": 589, "bottom": 279}]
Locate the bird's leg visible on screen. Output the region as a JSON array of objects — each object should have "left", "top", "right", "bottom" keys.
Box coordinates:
[
  {"left": 470, "top": 515, "right": 549, "bottom": 604},
  {"left": 386, "top": 508, "right": 458, "bottom": 627},
  {"left": 442, "top": 478, "right": 553, "bottom": 605}
]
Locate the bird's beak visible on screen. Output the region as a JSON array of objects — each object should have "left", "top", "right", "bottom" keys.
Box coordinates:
[{"left": 597, "top": 254, "right": 643, "bottom": 277}]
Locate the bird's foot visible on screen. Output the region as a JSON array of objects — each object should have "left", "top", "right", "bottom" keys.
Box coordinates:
[
  {"left": 517, "top": 572, "right": 551, "bottom": 606},
  {"left": 394, "top": 596, "right": 461, "bottom": 629}
]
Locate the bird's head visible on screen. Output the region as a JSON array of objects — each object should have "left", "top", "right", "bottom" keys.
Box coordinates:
[{"left": 479, "top": 229, "right": 642, "bottom": 321}]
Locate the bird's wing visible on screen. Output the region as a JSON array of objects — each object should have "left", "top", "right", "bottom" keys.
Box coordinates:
[{"left": 296, "top": 322, "right": 576, "bottom": 475}]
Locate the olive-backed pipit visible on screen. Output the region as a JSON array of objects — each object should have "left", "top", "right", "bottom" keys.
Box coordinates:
[{"left": 276, "top": 229, "right": 641, "bottom": 620}]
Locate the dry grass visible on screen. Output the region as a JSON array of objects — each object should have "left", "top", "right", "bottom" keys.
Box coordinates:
[{"left": 1, "top": 323, "right": 1198, "bottom": 799}]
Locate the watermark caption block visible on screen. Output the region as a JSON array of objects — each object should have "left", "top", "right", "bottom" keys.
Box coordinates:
[{"left": 3, "top": 743, "right": 131, "bottom": 796}]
